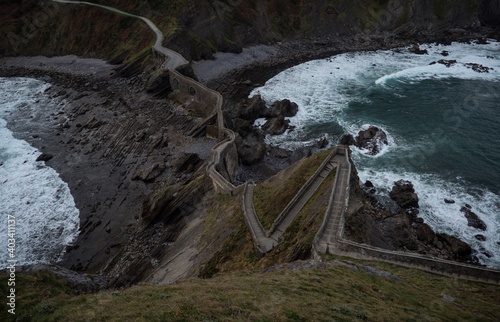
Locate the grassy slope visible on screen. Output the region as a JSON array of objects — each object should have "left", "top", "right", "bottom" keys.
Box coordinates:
[
  {"left": 3, "top": 258, "right": 500, "bottom": 321},
  {"left": 253, "top": 149, "right": 332, "bottom": 230},
  {"left": 1, "top": 150, "right": 499, "bottom": 321}
]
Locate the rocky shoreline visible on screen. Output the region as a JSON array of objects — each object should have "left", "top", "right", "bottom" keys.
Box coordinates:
[
  {"left": 1, "top": 27, "right": 499, "bottom": 286},
  {"left": 0, "top": 59, "right": 215, "bottom": 285}
]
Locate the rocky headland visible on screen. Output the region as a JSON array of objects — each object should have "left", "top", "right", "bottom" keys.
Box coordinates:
[{"left": 1, "top": 0, "right": 500, "bottom": 292}]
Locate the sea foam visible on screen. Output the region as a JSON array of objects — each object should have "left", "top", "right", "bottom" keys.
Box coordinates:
[
  {"left": 0, "top": 78, "right": 79, "bottom": 268},
  {"left": 251, "top": 41, "right": 500, "bottom": 268}
]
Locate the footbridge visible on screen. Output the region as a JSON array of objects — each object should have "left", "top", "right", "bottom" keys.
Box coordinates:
[{"left": 55, "top": 0, "right": 500, "bottom": 284}]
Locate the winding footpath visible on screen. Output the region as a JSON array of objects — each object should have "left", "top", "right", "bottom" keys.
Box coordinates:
[
  {"left": 52, "top": 0, "right": 188, "bottom": 69},
  {"left": 52, "top": 0, "right": 500, "bottom": 284}
]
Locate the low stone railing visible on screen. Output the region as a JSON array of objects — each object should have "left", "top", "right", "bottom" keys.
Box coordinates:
[
  {"left": 313, "top": 149, "right": 500, "bottom": 285},
  {"left": 267, "top": 148, "right": 339, "bottom": 239},
  {"left": 55, "top": 0, "right": 500, "bottom": 283}
]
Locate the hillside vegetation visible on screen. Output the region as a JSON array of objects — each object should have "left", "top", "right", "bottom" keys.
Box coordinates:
[
  {"left": 0, "top": 0, "right": 490, "bottom": 61},
  {"left": 2, "top": 257, "right": 500, "bottom": 321}
]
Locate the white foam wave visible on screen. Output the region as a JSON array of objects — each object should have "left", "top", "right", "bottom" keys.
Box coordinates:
[
  {"left": 251, "top": 42, "right": 500, "bottom": 268},
  {"left": 0, "top": 78, "right": 79, "bottom": 268}
]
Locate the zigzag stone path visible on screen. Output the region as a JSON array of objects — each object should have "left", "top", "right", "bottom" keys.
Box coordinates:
[{"left": 52, "top": 1, "right": 500, "bottom": 284}]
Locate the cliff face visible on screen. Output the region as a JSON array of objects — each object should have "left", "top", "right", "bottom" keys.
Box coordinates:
[
  {"left": 479, "top": 0, "right": 500, "bottom": 26},
  {"left": 0, "top": 0, "right": 496, "bottom": 60}
]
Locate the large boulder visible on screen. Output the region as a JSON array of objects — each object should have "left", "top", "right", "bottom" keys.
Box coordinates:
[
  {"left": 238, "top": 95, "right": 267, "bottom": 121},
  {"left": 339, "top": 134, "right": 356, "bottom": 146},
  {"left": 235, "top": 132, "right": 266, "bottom": 165},
  {"left": 460, "top": 206, "right": 487, "bottom": 231},
  {"left": 354, "top": 126, "right": 388, "bottom": 155},
  {"left": 436, "top": 233, "right": 473, "bottom": 261},
  {"left": 270, "top": 99, "right": 299, "bottom": 118},
  {"left": 262, "top": 115, "right": 290, "bottom": 135},
  {"left": 389, "top": 180, "right": 419, "bottom": 209}
]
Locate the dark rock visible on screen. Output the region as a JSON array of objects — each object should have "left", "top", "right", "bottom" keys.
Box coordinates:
[
  {"left": 414, "top": 217, "right": 424, "bottom": 224},
  {"left": 464, "top": 63, "right": 493, "bottom": 73},
  {"left": 315, "top": 137, "right": 329, "bottom": 149},
  {"left": 416, "top": 223, "right": 435, "bottom": 243},
  {"left": 441, "top": 50, "right": 450, "bottom": 56},
  {"left": 444, "top": 199, "right": 456, "bottom": 204},
  {"left": 409, "top": 44, "right": 428, "bottom": 55},
  {"left": 262, "top": 115, "right": 290, "bottom": 135},
  {"left": 132, "top": 163, "right": 166, "bottom": 182},
  {"left": 480, "top": 248, "right": 493, "bottom": 258},
  {"left": 460, "top": 206, "right": 487, "bottom": 231},
  {"left": 236, "top": 132, "right": 266, "bottom": 165},
  {"left": 36, "top": 153, "right": 53, "bottom": 162},
  {"left": 339, "top": 134, "right": 355, "bottom": 146},
  {"left": 354, "top": 126, "right": 388, "bottom": 155},
  {"left": 175, "top": 64, "right": 198, "bottom": 81},
  {"left": 475, "top": 234, "right": 486, "bottom": 241},
  {"left": 271, "top": 99, "right": 299, "bottom": 118},
  {"left": 83, "top": 117, "right": 105, "bottom": 129},
  {"left": 146, "top": 70, "right": 172, "bottom": 98},
  {"left": 389, "top": 180, "right": 419, "bottom": 209},
  {"left": 475, "top": 37, "right": 489, "bottom": 45},
  {"left": 436, "top": 233, "right": 472, "bottom": 261},
  {"left": 239, "top": 95, "right": 267, "bottom": 121},
  {"left": 177, "top": 153, "right": 201, "bottom": 173},
  {"left": 436, "top": 59, "right": 457, "bottom": 67},
  {"left": 364, "top": 180, "right": 374, "bottom": 188}
]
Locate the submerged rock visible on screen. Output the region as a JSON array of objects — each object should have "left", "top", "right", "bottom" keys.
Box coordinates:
[
  {"left": 460, "top": 206, "right": 487, "bottom": 231},
  {"left": 464, "top": 63, "right": 493, "bottom": 73},
  {"left": 409, "top": 44, "right": 428, "bottom": 55}
]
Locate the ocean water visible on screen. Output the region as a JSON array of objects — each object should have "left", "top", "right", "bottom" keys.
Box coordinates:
[
  {"left": 0, "top": 77, "right": 79, "bottom": 268},
  {"left": 251, "top": 41, "right": 500, "bottom": 268}
]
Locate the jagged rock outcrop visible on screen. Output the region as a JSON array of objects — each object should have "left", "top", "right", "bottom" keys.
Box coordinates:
[
  {"left": 262, "top": 115, "right": 289, "bottom": 135},
  {"left": 354, "top": 126, "right": 388, "bottom": 155},
  {"left": 266, "top": 99, "right": 299, "bottom": 118},
  {"left": 345, "top": 167, "right": 475, "bottom": 264},
  {"left": 235, "top": 131, "right": 266, "bottom": 165},
  {"left": 390, "top": 180, "right": 419, "bottom": 209},
  {"left": 461, "top": 205, "right": 487, "bottom": 231},
  {"left": 238, "top": 95, "right": 267, "bottom": 121}
]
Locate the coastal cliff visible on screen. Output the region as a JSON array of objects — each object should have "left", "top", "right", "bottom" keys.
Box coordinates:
[
  {"left": 1, "top": 0, "right": 499, "bottom": 61},
  {"left": 1, "top": 1, "right": 500, "bottom": 317}
]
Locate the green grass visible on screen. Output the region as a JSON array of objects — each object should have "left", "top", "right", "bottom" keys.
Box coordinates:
[
  {"left": 253, "top": 149, "right": 332, "bottom": 230},
  {"left": 266, "top": 168, "right": 336, "bottom": 263},
  {"left": 3, "top": 258, "right": 499, "bottom": 321}
]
